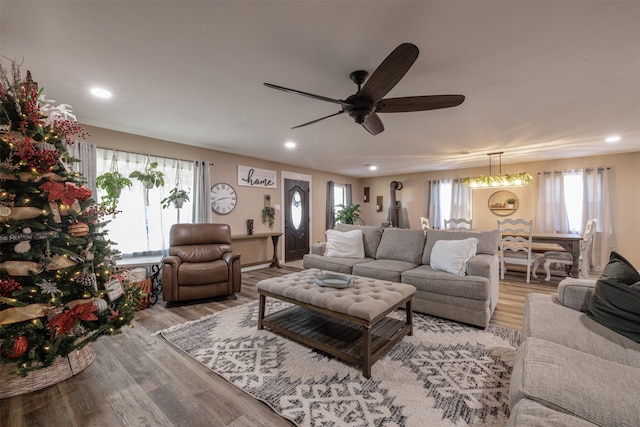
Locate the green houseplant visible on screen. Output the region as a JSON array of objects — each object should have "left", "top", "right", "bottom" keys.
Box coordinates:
[
  {"left": 261, "top": 206, "right": 275, "bottom": 228},
  {"left": 95, "top": 170, "right": 132, "bottom": 212},
  {"left": 161, "top": 187, "right": 190, "bottom": 209},
  {"left": 506, "top": 197, "right": 517, "bottom": 208},
  {"left": 335, "top": 204, "right": 362, "bottom": 225},
  {"left": 129, "top": 161, "right": 165, "bottom": 189}
]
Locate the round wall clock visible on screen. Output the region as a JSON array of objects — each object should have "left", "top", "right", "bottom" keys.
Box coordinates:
[{"left": 211, "top": 183, "right": 237, "bottom": 215}]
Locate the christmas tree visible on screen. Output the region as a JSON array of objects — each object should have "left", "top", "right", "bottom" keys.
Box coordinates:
[{"left": 0, "top": 61, "right": 140, "bottom": 376}]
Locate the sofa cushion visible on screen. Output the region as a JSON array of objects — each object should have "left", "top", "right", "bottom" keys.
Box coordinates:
[
  {"left": 557, "top": 278, "right": 597, "bottom": 312},
  {"left": 430, "top": 237, "right": 478, "bottom": 275},
  {"left": 586, "top": 251, "right": 640, "bottom": 343},
  {"left": 401, "top": 265, "right": 490, "bottom": 300},
  {"left": 302, "top": 254, "right": 373, "bottom": 275},
  {"left": 509, "top": 399, "right": 599, "bottom": 427},
  {"left": 352, "top": 259, "right": 417, "bottom": 283},
  {"left": 422, "top": 229, "right": 499, "bottom": 265},
  {"left": 510, "top": 337, "right": 640, "bottom": 427},
  {"left": 325, "top": 229, "right": 365, "bottom": 259},
  {"left": 523, "top": 293, "right": 640, "bottom": 368},
  {"left": 335, "top": 224, "right": 383, "bottom": 259},
  {"left": 375, "top": 228, "right": 425, "bottom": 264}
]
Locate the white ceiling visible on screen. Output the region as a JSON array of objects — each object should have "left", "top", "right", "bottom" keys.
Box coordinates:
[{"left": 2, "top": 1, "right": 639, "bottom": 178}]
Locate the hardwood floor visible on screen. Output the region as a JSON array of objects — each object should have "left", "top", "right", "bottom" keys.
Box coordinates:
[{"left": 1, "top": 265, "right": 561, "bottom": 427}]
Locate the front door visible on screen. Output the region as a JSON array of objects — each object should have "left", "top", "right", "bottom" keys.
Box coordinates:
[{"left": 284, "top": 179, "right": 309, "bottom": 262}]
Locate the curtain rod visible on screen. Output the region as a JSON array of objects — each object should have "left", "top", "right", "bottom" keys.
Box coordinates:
[
  {"left": 538, "top": 167, "right": 610, "bottom": 174},
  {"left": 102, "top": 148, "right": 214, "bottom": 165}
]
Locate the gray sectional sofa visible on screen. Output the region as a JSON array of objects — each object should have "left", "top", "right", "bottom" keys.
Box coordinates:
[
  {"left": 302, "top": 224, "right": 500, "bottom": 328},
  {"left": 509, "top": 278, "right": 640, "bottom": 426}
]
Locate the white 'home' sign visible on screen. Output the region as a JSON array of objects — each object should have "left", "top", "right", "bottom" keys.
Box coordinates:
[{"left": 238, "top": 165, "right": 277, "bottom": 189}]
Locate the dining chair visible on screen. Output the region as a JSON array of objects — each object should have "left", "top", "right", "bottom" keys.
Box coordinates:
[
  {"left": 420, "top": 216, "right": 430, "bottom": 233},
  {"left": 444, "top": 218, "right": 473, "bottom": 230},
  {"left": 498, "top": 218, "right": 537, "bottom": 283},
  {"left": 541, "top": 218, "right": 597, "bottom": 281}
]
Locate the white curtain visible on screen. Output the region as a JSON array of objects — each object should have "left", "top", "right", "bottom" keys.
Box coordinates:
[
  {"left": 450, "top": 179, "right": 472, "bottom": 220},
  {"left": 96, "top": 149, "right": 193, "bottom": 257},
  {"left": 583, "top": 167, "right": 616, "bottom": 271},
  {"left": 68, "top": 140, "right": 97, "bottom": 196},
  {"left": 427, "top": 180, "right": 444, "bottom": 229},
  {"left": 192, "top": 160, "right": 212, "bottom": 223},
  {"left": 535, "top": 171, "right": 570, "bottom": 233}
]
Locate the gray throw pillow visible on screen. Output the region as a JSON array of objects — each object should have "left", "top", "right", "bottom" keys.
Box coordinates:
[{"left": 586, "top": 251, "right": 640, "bottom": 343}]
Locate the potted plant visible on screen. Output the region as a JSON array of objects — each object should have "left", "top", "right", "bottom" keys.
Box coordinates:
[
  {"left": 261, "top": 206, "right": 275, "bottom": 229},
  {"left": 506, "top": 197, "right": 517, "bottom": 209},
  {"left": 161, "top": 187, "right": 190, "bottom": 209},
  {"left": 335, "top": 204, "right": 362, "bottom": 225},
  {"left": 129, "top": 162, "right": 165, "bottom": 189},
  {"left": 95, "top": 171, "right": 132, "bottom": 212}
]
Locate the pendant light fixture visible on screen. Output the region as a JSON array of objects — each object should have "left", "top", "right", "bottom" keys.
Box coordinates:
[{"left": 462, "top": 152, "right": 532, "bottom": 188}]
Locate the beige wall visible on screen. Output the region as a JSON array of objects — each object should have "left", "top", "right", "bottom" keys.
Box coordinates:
[
  {"left": 85, "top": 126, "right": 360, "bottom": 265},
  {"left": 359, "top": 151, "right": 640, "bottom": 267},
  {"left": 86, "top": 125, "right": 638, "bottom": 267}
]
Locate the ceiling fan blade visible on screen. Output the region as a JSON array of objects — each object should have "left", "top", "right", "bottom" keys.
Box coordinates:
[
  {"left": 264, "top": 83, "right": 343, "bottom": 105},
  {"left": 376, "top": 95, "right": 465, "bottom": 113},
  {"left": 362, "top": 112, "right": 384, "bottom": 135},
  {"left": 358, "top": 43, "right": 419, "bottom": 103},
  {"left": 291, "top": 111, "right": 344, "bottom": 129}
]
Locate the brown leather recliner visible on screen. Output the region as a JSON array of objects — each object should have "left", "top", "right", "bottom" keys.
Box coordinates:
[{"left": 162, "top": 223, "right": 241, "bottom": 302}]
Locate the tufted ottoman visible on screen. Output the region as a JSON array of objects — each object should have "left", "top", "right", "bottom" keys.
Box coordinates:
[{"left": 257, "top": 268, "right": 415, "bottom": 378}]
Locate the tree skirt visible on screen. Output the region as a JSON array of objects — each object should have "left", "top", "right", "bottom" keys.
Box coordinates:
[{"left": 160, "top": 301, "right": 520, "bottom": 426}]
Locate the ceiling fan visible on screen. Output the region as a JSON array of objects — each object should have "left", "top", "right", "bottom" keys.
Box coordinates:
[{"left": 264, "top": 43, "right": 465, "bottom": 135}]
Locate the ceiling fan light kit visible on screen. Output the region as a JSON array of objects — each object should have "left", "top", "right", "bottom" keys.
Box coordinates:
[
  {"left": 462, "top": 152, "right": 533, "bottom": 188},
  {"left": 264, "top": 43, "right": 465, "bottom": 135}
]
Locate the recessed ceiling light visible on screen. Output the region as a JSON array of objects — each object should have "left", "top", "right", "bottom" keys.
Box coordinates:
[
  {"left": 605, "top": 135, "right": 621, "bottom": 143},
  {"left": 284, "top": 141, "right": 296, "bottom": 149},
  {"left": 368, "top": 165, "right": 377, "bottom": 171},
  {"left": 90, "top": 87, "right": 112, "bottom": 98}
]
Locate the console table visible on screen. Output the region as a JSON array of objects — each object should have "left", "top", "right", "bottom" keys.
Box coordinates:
[{"left": 231, "top": 232, "right": 282, "bottom": 268}]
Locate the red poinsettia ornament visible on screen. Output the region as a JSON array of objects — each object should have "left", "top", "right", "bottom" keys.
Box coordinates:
[
  {"left": 1, "top": 335, "right": 28, "bottom": 358},
  {"left": 39, "top": 181, "right": 92, "bottom": 206},
  {"left": 47, "top": 302, "right": 98, "bottom": 336}
]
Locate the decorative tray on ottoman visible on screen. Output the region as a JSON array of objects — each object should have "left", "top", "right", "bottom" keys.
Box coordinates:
[{"left": 314, "top": 273, "right": 355, "bottom": 288}]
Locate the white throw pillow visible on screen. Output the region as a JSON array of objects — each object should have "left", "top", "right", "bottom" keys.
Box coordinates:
[
  {"left": 430, "top": 238, "right": 479, "bottom": 275},
  {"left": 325, "top": 229, "right": 365, "bottom": 259}
]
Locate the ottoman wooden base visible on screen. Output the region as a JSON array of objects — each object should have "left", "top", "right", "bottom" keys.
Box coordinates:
[{"left": 258, "top": 299, "right": 412, "bottom": 378}]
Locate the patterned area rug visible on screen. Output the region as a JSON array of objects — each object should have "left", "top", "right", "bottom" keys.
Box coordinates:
[{"left": 160, "top": 300, "right": 519, "bottom": 426}]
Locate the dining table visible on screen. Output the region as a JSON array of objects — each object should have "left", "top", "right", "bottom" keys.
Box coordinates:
[
  {"left": 502, "top": 231, "right": 583, "bottom": 278},
  {"left": 529, "top": 232, "right": 583, "bottom": 278}
]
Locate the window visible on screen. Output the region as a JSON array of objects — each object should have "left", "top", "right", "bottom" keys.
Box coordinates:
[
  {"left": 96, "top": 149, "right": 194, "bottom": 257},
  {"left": 333, "top": 183, "right": 347, "bottom": 215},
  {"left": 536, "top": 167, "right": 616, "bottom": 271},
  {"left": 563, "top": 171, "right": 583, "bottom": 234},
  {"left": 427, "top": 179, "right": 471, "bottom": 229}
]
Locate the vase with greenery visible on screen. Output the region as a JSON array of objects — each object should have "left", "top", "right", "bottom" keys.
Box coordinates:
[
  {"left": 262, "top": 206, "right": 275, "bottom": 228},
  {"left": 335, "top": 204, "right": 362, "bottom": 225},
  {"left": 161, "top": 187, "right": 190, "bottom": 209},
  {"left": 129, "top": 161, "right": 165, "bottom": 189},
  {"left": 95, "top": 171, "right": 132, "bottom": 213},
  {"left": 506, "top": 197, "right": 516, "bottom": 208}
]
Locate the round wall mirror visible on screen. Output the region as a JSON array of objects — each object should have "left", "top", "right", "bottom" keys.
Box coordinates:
[{"left": 488, "top": 190, "right": 518, "bottom": 216}]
